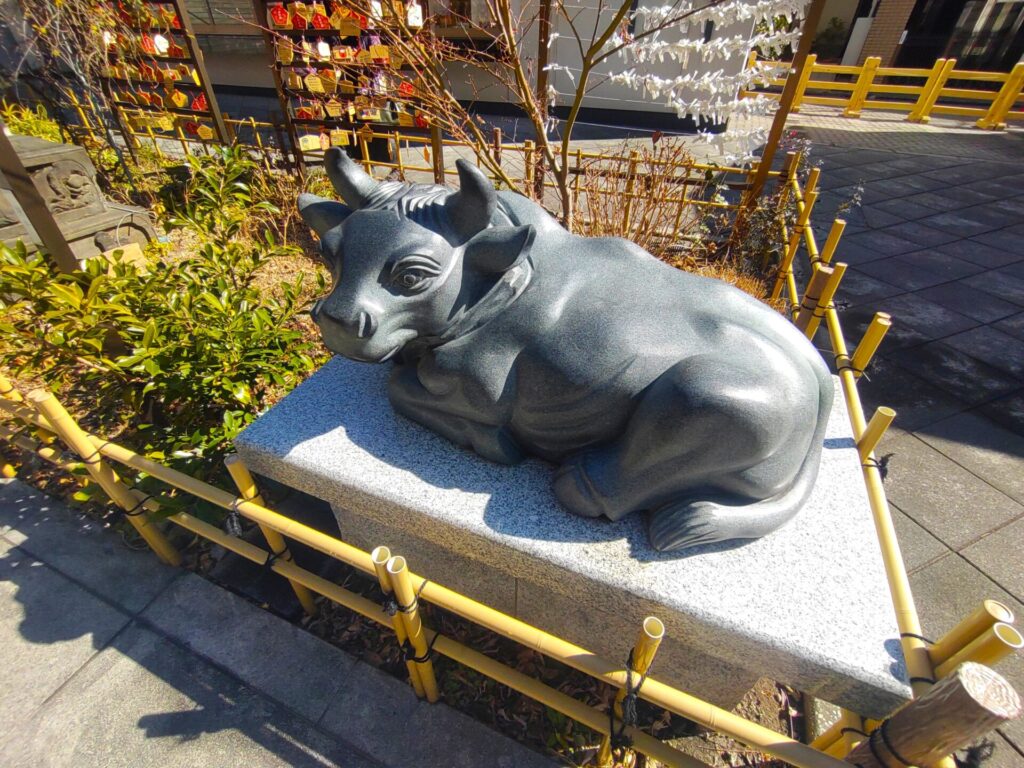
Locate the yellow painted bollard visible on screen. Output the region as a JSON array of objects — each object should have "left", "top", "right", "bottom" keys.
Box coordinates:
[
  {"left": 371, "top": 546, "right": 426, "bottom": 698},
  {"left": 387, "top": 555, "right": 439, "bottom": 702},
  {"left": 934, "top": 622, "right": 1023, "bottom": 679},
  {"left": 790, "top": 53, "right": 817, "bottom": 114},
  {"left": 597, "top": 616, "right": 665, "bottom": 767},
  {"left": 976, "top": 62, "right": 1024, "bottom": 130},
  {"left": 26, "top": 389, "right": 181, "bottom": 566},
  {"left": 224, "top": 454, "right": 318, "bottom": 617},
  {"left": 909, "top": 58, "right": 956, "bottom": 124},
  {"left": 843, "top": 57, "right": 880, "bottom": 118}
]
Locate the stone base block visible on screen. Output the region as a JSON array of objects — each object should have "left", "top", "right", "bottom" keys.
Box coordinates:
[{"left": 237, "top": 358, "right": 912, "bottom": 719}]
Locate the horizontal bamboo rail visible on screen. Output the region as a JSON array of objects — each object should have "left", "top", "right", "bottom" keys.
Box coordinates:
[{"left": 744, "top": 52, "right": 1024, "bottom": 130}]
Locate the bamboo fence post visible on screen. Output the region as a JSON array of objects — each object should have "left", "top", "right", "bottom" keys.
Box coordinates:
[
  {"left": 524, "top": 140, "right": 535, "bottom": 198},
  {"left": 850, "top": 313, "right": 892, "bottom": 379},
  {"left": 224, "top": 454, "right": 318, "bottom": 616},
  {"left": 492, "top": 127, "right": 502, "bottom": 166},
  {"left": 930, "top": 601, "right": 1015, "bottom": 668},
  {"left": 976, "top": 62, "right": 1024, "bottom": 130},
  {"left": 934, "top": 623, "right": 1023, "bottom": 679},
  {"left": 795, "top": 264, "right": 834, "bottom": 328},
  {"left": 430, "top": 125, "right": 445, "bottom": 185},
  {"left": 596, "top": 616, "right": 665, "bottom": 766},
  {"left": 370, "top": 546, "right": 426, "bottom": 698},
  {"left": 908, "top": 58, "right": 957, "bottom": 124},
  {"left": 858, "top": 407, "right": 896, "bottom": 461},
  {"left": 818, "top": 219, "right": 846, "bottom": 265},
  {"left": 843, "top": 57, "right": 880, "bottom": 118},
  {"left": 802, "top": 262, "right": 847, "bottom": 339},
  {"left": 26, "top": 389, "right": 181, "bottom": 566},
  {"left": 387, "top": 555, "right": 439, "bottom": 702},
  {"left": 771, "top": 187, "right": 816, "bottom": 302},
  {"left": 844, "top": 663, "right": 1021, "bottom": 767},
  {"left": 621, "top": 150, "right": 640, "bottom": 236}
]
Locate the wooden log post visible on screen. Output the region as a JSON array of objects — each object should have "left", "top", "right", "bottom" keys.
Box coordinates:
[{"left": 844, "top": 662, "right": 1021, "bottom": 768}]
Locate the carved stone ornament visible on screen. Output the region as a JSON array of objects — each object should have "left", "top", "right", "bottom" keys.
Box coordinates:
[{"left": 298, "top": 149, "right": 834, "bottom": 553}]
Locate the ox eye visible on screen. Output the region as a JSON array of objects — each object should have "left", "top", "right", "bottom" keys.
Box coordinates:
[{"left": 389, "top": 256, "right": 441, "bottom": 295}]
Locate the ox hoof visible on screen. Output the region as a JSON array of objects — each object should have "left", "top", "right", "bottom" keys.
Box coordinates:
[
  {"left": 647, "top": 500, "right": 729, "bottom": 552},
  {"left": 552, "top": 455, "right": 607, "bottom": 519}
]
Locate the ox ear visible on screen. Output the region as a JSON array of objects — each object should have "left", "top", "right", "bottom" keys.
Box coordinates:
[
  {"left": 298, "top": 193, "right": 352, "bottom": 236},
  {"left": 446, "top": 159, "right": 496, "bottom": 241},
  {"left": 464, "top": 225, "right": 535, "bottom": 274}
]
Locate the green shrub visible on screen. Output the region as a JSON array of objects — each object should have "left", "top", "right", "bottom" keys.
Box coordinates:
[
  {"left": 0, "top": 148, "right": 329, "bottom": 475},
  {"left": 0, "top": 101, "right": 66, "bottom": 144}
]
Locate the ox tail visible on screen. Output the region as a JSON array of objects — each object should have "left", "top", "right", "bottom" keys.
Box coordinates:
[{"left": 648, "top": 356, "right": 834, "bottom": 552}]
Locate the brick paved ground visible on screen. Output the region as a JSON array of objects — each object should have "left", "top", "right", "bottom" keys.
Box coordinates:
[{"left": 788, "top": 106, "right": 1024, "bottom": 765}]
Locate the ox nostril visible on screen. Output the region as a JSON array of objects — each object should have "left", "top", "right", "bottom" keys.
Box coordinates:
[{"left": 356, "top": 311, "right": 377, "bottom": 339}]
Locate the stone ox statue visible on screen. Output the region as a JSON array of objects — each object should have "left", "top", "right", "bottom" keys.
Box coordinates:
[{"left": 299, "top": 148, "right": 833, "bottom": 553}]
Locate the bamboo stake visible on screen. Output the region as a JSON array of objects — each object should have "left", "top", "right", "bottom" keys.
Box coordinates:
[
  {"left": 795, "top": 264, "right": 835, "bottom": 328},
  {"left": 819, "top": 219, "right": 846, "bottom": 265},
  {"left": 839, "top": 709, "right": 865, "bottom": 754},
  {"left": 803, "top": 263, "right": 847, "bottom": 339},
  {"left": 371, "top": 546, "right": 426, "bottom": 698},
  {"left": 934, "top": 623, "right": 1024, "bottom": 679},
  {"left": 930, "top": 601, "right": 1015, "bottom": 668},
  {"left": 844, "top": 663, "right": 1021, "bottom": 767},
  {"left": 387, "top": 555, "right": 439, "bottom": 703},
  {"left": 597, "top": 616, "right": 665, "bottom": 766},
  {"left": 26, "top": 390, "right": 181, "bottom": 566},
  {"left": 858, "top": 407, "right": 896, "bottom": 461},
  {"left": 771, "top": 189, "right": 817, "bottom": 302},
  {"left": 224, "top": 455, "right": 317, "bottom": 616},
  {"left": 850, "top": 313, "right": 892, "bottom": 379}
]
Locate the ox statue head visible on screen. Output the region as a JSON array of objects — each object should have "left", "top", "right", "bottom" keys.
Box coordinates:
[{"left": 298, "top": 148, "right": 535, "bottom": 363}]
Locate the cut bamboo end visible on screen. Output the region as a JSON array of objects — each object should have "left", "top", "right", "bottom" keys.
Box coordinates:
[
  {"left": 371, "top": 545, "right": 393, "bottom": 593},
  {"left": 858, "top": 407, "right": 896, "bottom": 460},
  {"left": 850, "top": 313, "right": 892, "bottom": 378},
  {"left": 820, "top": 219, "right": 846, "bottom": 265},
  {"left": 930, "top": 600, "right": 1017, "bottom": 668},
  {"left": 643, "top": 616, "right": 665, "bottom": 641},
  {"left": 935, "top": 622, "right": 1024, "bottom": 679},
  {"left": 795, "top": 264, "right": 834, "bottom": 332}
]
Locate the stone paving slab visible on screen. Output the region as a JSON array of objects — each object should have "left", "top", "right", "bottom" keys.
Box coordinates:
[
  {"left": 0, "top": 481, "right": 557, "bottom": 767},
  {"left": 0, "top": 544, "right": 131, "bottom": 736},
  {"left": 0, "top": 622, "right": 380, "bottom": 768},
  {"left": 0, "top": 481, "right": 180, "bottom": 614}
]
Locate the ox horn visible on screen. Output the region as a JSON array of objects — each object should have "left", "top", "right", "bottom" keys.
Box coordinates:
[
  {"left": 324, "top": 147, "right": 378, "bottom": 208},
  {"left": 446, "top": 159, "right": 496, "bottom": 241}
]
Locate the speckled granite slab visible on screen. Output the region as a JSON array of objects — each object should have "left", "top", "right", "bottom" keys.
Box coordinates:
[{"left": 236, "top": 357, "right": 911, "bottom": 717}]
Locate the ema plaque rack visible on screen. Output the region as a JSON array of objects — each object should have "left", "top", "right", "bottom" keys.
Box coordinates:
[
  {"left": 252, "top": 0, "right": 435, "bottom": 172},
  {"left": 98, "top": 0, "right": 229, "bottom": 150}
]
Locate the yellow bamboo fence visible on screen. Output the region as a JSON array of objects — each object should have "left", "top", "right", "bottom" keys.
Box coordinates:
[
  {"left": 1, "top": 151, "right": 1022, "bottom": 767},
  {"left": 744, "top": 52, "right": 1024, "bottom": 130}
]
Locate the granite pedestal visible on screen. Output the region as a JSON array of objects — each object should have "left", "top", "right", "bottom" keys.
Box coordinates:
[{"left": 236, "top": 357, "right": 912, "bottom": 717}]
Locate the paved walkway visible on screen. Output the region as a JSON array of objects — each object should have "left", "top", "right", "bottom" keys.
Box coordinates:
[
  {"left": 786, "top": 106, "right": 1024, "bottom": 766},
  {"left": 0, "top": 479, "right": 554, "bottom": 768}
]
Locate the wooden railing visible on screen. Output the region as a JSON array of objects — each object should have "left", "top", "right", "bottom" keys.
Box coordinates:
[{"left": 744, "top": 52, "right": 1024, "bottom": 130}]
